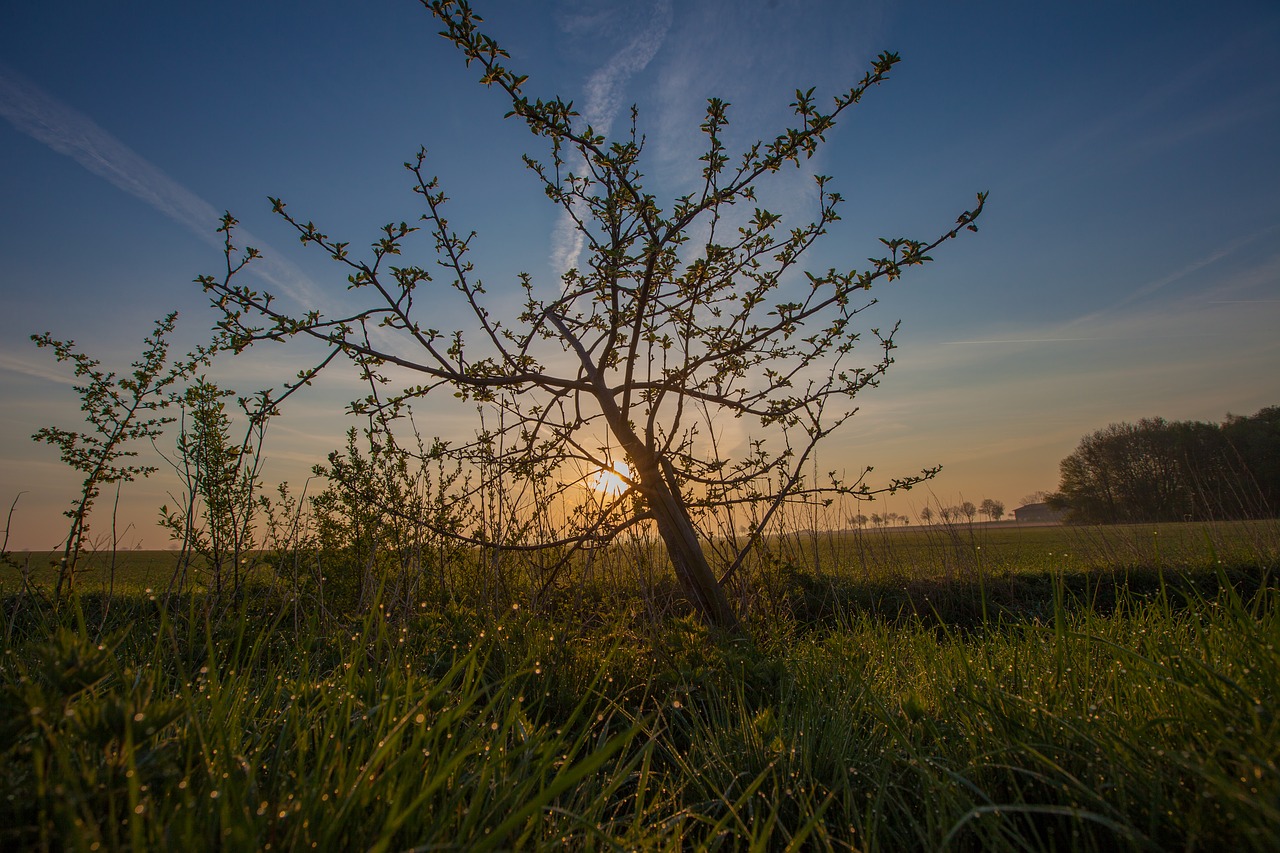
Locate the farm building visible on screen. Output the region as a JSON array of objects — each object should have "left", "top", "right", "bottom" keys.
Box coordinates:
[{"left": 1013, "top": 502, "right": 1065, "bottom": 523}]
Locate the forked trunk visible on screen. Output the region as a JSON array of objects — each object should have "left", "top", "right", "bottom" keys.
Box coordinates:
[{"left": 546, "top": 308, "right": 741, "bottom": 630}]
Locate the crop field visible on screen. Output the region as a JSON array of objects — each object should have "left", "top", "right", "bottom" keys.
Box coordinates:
[{"left": 3, "top": 519, "right": 1278, "bottom": 851}]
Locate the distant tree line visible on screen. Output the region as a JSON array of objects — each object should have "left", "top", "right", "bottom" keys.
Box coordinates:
[
  {"left": 1049, "top": 407, "right": 1280, "bottom": 524},
  {"left": 848, "top": 498, "right": 1006, "bottom": 529}
]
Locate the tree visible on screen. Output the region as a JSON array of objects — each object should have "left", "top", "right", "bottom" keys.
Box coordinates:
[
  {"left": 32, "top": 314, "right": 198, "bottom": 602},
  {"left": 1054, "top": 411, "right": 1279, "bottom": 524},
  {"left": 979, "top": 498, "right": 1004, "bottom": 522},
  {"left": 918, "top": 506, "right": 933, "bottom": 525},
  {"left": 1055, "top": 418, "right": 1193, "bottom": 523},
  {"left": 159, "top": 379, "right": 271, "bottom": 598},
  {"left": 1221, "top": 407, "right": 1280, "bottom": 515},
  {"left": 203, "top": 1, "right": 985, "bottom": 629},
  {"left": 958, "top": 501, "right": 978, "bottom": 524}
]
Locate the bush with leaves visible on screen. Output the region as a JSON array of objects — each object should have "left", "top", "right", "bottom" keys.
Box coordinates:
[
  {"left": 298, "top": 427, "right": 477, "bottom": 618},
  {"left": 159, "top": 378, "right": 274, "bottom": 599}
]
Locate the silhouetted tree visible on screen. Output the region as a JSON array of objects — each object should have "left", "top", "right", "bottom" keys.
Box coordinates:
[
  {"left": 1052, "top": 410, "right": 1279, "bottom": 523},
  {"left": 32, "top": 314, "right": 198, "bottom": 602},
  {"left": 159, "top": 378, "right": 270, "bottom": 598},
  {"left": 1020, "top": 491, "right": 1050, "bottom": 508},
  {"left": 1054, "top": 419, "right": 1182, "bottom": 523},
  {"left": 1222, "top": 406, "right": 1280, "bottom": 514},
  {"left": 979, "top": 498, "right": 1004, "bottom": 522},
  {"left": 201, "top": 0, "right": 985, "bottom": 628}
]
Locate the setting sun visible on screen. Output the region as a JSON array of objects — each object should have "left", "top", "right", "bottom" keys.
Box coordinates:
[{"left": 589, "top": 461, "right": 633, "bottom": 496}]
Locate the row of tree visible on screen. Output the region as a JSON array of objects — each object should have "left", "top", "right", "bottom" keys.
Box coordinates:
[
  {"left": 927, "top": 499, "right": 1006, "bottom": 524},
  {"left": 849, "top": 498, "right": 1006, "bottom": 528},
  {"left": 1049, "top": 407, "right": 1280, "bottom": 524}
]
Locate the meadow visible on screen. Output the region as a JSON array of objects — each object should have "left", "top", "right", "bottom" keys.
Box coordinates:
[{"left": 2, "top": 519, "right": 1277, "bottom": 851}]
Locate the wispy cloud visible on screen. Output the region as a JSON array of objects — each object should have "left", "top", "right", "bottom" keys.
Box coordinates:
[
  {"left": 995, "top": 25, "right": 1280, "bottom": 200},
  {"left": 901, "top": 243, "right": 1280, "bottom": 409},
  {"left": 0, "top": 64, "right": 324, "bottom": 310},
  {"left": 549, "top": 0, "right": 673, "bottom": 274},
  {"left": 929, "top": 231, "right": 1280, "bottom": 356},
  {"left": 1085, "top": 224, "right": 1280, "bottom": 318},
  {"left": 1131, "top": 80, "right": 1280, "bottom": 154},
  {"left": 940, "top": 337, "right": 1099, "bottom": 345},
  {"left": 633, "top": 1, "right": 888, "bottom": 268},
  {"left": 578, "top": 2, "right": 673, "bottom": 133},
  {"left": 651, "top": 1, "right": 883, "bottom": 166}
]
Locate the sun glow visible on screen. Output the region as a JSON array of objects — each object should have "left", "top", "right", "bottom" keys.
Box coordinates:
[{"left": 589, "top": 461, "right": 633, "bottom": 496}]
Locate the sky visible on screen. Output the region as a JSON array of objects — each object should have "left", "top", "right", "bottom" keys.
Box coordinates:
[{"left": 2, "top": 0, "right": 1278, "bottom": 552}]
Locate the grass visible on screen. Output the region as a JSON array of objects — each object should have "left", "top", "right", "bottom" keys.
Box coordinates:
[{"left": 2, "top": 520, "right": 1278, "bottom": 850}]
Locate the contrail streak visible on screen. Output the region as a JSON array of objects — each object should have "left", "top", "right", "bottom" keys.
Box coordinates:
[
  {"left": 0, "top": 352, "right": 77, "bottom": 385},
  {"left": 0, "top": 64, "right": 324, "bottom": 309},
  {"left": 940, "top": 338, "right": 1099, "bottom": 344}
]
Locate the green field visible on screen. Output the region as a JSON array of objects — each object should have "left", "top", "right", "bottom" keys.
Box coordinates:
[
  {"left": 8, "top": 518, "right": 1275, "bottom": 594},
  {"left": 3, "top": 520, "right": 1277, "bottom": 850}
]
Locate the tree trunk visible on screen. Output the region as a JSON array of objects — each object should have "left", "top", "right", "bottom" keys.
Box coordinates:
[
  {"left": 631, "top": 451, "right": 741, "bottom": 632},
  {"left": 547, "top": 309, "right": 741, "bottom": 631}
]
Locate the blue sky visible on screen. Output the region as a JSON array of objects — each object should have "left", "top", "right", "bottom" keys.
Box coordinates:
[{"left": 2, "top": 1, "right": 1278, "bottom": 550}]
